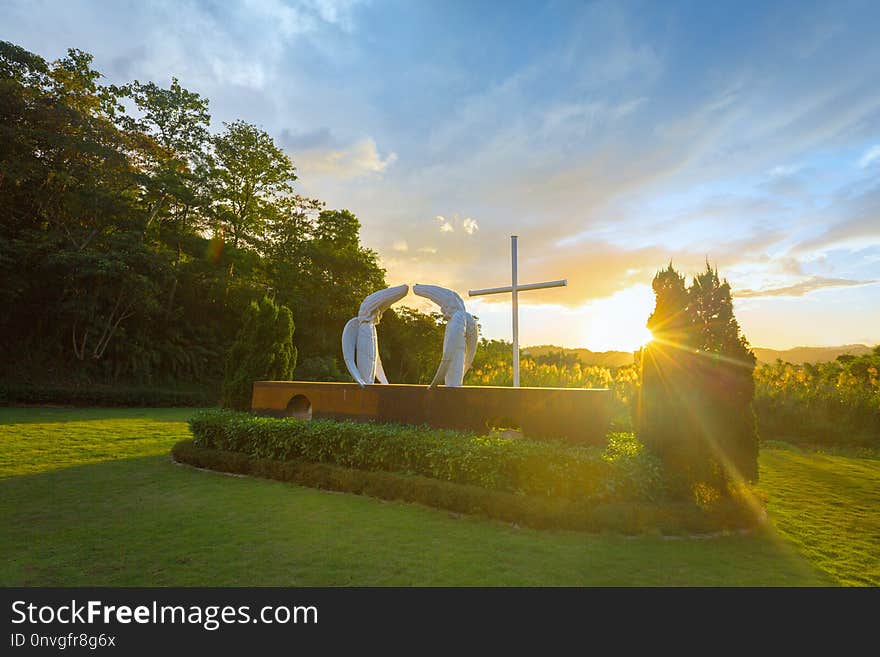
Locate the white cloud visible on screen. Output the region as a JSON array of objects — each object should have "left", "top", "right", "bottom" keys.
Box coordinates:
[
  {"left": 433, "top": 214, "right": 478, "bottom": 234},
  {"left": 245, "top": 0, "right": 317, "bottom": 38},
  {"left": 769, "top": 164, "right": 800, "bottom": 177},
  {"left": 417, "top": 246, "right": 438, "bottom": 254},
  {"left": 296, "top": 137, "right": 397, "bottom": 179},
  {"left": 245, "top": 0, "right": 363, "bottom": 35},
  {"left": 208, "top": 58, "right": 267, "bottom": 88},
  {"left": 859, "top": 144, "right": 880, "bottom": 168},
  {"left": 392, "top": 240, "right": 408, "bottom": 252}
]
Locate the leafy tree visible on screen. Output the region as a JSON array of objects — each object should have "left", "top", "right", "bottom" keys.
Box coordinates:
[
  {"left": 222, "top": 296, "right": 297, "bottom": 410},
  {"left": 646, "top": 264, "right": 691, "bottom": 348},
  {"left": 210, "top": 120, "right": 297, "bottom": 249},
  {"left": 377, "top": 307, "right": 446, "bottom": 384},
  {"left": 120, "top": 77, "right": 212, "bottom": 237},
  {"left": 638, "top": 263, "right": 758, "bottom": 492},
  {"left": 532, "top": 349, "right": 580, "bottom": 368},
  {"left": 115, "top": 77, "right": 217, "bottom": 367},
  {"left": 0, "top": 40, "right": 385, "bottom": 393},
  {"left": 0, "top": 43, "right": 154, "bottom": 376},
  {"left": 466, "top": 338, "right": 514, "bottom": 382},
  {"left": 265, "top": 206, "right": 387, "bottom": 371},
  {"left": 124, "top": 78, "right": 210, "bottom": 162}
]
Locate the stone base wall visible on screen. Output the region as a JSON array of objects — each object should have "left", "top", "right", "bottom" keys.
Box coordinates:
[{"left": 252, "top": 381, "right": 611, "bottom": 446}]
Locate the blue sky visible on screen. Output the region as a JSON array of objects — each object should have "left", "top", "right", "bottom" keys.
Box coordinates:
[{"left": 5, "top": 0, "right": 879, "bottom": 349}]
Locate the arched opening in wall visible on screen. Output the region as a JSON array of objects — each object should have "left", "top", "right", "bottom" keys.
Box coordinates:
[
  {"left": 485, "top": 416, "right": 523, "bottom": 439},
  {"left": 286, "top": 394, "right": 312, "bottom": 420}
]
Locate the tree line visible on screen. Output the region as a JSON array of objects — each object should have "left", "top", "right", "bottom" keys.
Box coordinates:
[
  {"left": 0, "top": 41, "right": 449, "bottom": 390},
  {"left": 754, "top": 349, "right": 880, "bottom": 446}
]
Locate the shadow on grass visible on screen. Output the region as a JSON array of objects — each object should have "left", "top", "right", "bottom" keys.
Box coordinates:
[{"left": 0, "top": 453, "right": 831, "bottom": 587}]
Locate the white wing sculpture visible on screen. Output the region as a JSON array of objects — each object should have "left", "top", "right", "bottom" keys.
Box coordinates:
[
  {"left": 413, "top": 284, "right": 479, "bottom": 387},
  {"left": 342, "top": 284, "right": 409, "bottom": 387}
]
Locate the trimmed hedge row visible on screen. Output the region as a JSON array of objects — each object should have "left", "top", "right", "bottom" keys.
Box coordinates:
[
  {"left": 0, "top": 383, "right": 217, "bottom": 407},
  {"left": 189, "top": 409, "right": 662, "bottom": 502},
  {"left": 171, "top": 440, "right": 758, "bottom": 534}
]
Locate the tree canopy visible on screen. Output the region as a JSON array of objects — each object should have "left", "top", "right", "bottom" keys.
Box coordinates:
[{"left": 0, "top": 41, "right": 390, "bottom": 389}]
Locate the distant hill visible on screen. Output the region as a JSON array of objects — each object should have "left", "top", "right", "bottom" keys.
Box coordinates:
[
  {"left": 751, "top": 344, "right": 874, "bottom": 364},
  {"left": 523, "top": 343, "right": 876, "bottom": 367},
  {"left": 523, "top": 345, "right": 635, "bottom": 368}
]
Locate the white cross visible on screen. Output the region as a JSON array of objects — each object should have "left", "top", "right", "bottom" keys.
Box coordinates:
[{"left": 468, "top": 235, "right": 567, "bottom": 387}]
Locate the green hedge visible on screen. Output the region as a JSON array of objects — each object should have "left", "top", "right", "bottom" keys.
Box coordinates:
[
  {"left": 189, "top": 409, "right": 663, "bottom": 503},
  {"left": 0, "top": 383, "right": 217, "bottom": 407},
  {"left": 171, "top": 440, "right": 758, "bottom": 534}
]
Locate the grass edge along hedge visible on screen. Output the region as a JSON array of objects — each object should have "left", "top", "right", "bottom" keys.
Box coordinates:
[{"left": 171, "top": 440, "right": 759, "bottom": 534}]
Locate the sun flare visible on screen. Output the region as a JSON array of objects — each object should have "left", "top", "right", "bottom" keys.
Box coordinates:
[{"left": 583, "top": 285, "right": 655, "bottom": 352}]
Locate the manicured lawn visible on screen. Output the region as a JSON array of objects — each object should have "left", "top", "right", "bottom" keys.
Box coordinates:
[
  {"left": 0, "top": 406, "right": 869, "bottom": 586},
  {"left": 757, "top": 446, "right": 880, "bottom": 586}
]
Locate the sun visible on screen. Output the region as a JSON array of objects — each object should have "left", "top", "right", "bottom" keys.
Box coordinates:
[{"left": 583, "top": 285, "right": 655, "bottom": 352}]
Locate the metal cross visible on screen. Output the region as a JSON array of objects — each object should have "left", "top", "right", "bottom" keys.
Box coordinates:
[{"left": 468, "top": 235, "right": 567, "bottom": 387}]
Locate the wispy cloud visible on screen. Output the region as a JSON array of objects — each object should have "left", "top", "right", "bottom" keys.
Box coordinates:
[
  {"left": 794, "top": 181, "right": 880, "bottom": 252},
  {"left": 736, "top": 276, "right": 877, "bottom": 298}
]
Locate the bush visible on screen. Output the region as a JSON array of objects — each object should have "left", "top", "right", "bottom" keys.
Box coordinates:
[
  {"left": 222, "top": 296, "right": 297, "bottom": 410},
  {"left": 293, "top": 355, "right": 346, "bottom": 382},
  {"left": 188, "top": 409, "right": 663, "bottom": 503},
  {"left": 172, "top": 439, "right": 757, "bottom": 534},
  {"left": 0, "top": 382, "right": 216, "bottom": 407}
]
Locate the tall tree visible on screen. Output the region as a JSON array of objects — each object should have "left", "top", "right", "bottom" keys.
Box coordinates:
[
  {"left": 646, "top": 263, "right": 691, "bottom": 348},
  {"left": 120, "top": 77, "right": 212, "bottom": 237},
  {"left": 210, "top": 120, "right": 297, "bottom": 249},
  {"left": 265, "top": 206, "right": 387, "bottom": 377},
  {"left": 119, "top": 77, "right": 214, "bottom": 332},
  {"left": 638, "top": 263, "right": 758, "bottom": 492},
  {"left": 222, "top": 296, "right": 297, "bottom": 410},
  {"left": 687, "top": 264, "right": 758, "bottom": 483},
  {"left": 0, "top": 43, "right": 157, "bottom": 377}
]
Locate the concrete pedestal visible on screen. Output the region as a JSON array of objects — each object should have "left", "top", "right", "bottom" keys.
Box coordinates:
[{"left": 252, "top": 381, "right": 612, "bottom": 446}]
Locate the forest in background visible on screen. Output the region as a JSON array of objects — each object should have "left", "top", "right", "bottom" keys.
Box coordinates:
[{"left": 0, "top": 40, "right": 456, "bottom": 389}]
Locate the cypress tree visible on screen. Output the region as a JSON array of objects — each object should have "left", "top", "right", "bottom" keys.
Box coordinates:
[
  {"left": 638, "top": 263, "right": 758, "bottom": 494},
  {"left": 222, "top": 296, "right": 297, "bottom": 410}
]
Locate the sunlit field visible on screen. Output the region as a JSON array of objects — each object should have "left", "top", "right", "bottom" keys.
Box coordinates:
[
  {"left": 2, "top": 407, "right": 875, "bottom": 586},
  {"left": 467, "top": 348, "right": 880, "bottom": 444}
]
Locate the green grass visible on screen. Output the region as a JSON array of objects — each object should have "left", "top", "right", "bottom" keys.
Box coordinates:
[
  {"left": 0, "top": 406, "right": 869, "bottom": 586},
  {"left": 757, "top": 446, "right": 880, "bottom": 586}
]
